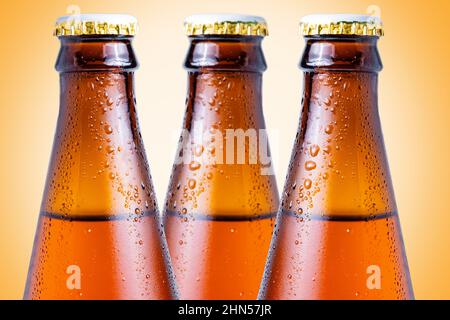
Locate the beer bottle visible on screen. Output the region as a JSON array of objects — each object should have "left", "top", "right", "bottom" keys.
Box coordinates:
[
  {"left": 259, "top": 14, "right": 414, "bottom": 300},
  {"left": 24, "top": 14, "right": 177, "bottom": 300},
  {"left": 163, "top": 14, "right": 279, "bottom": 300}
]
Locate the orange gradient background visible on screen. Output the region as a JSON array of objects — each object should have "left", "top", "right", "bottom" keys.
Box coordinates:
[{"left": 0, "top": 0, "right": 449, "bottom": 299}]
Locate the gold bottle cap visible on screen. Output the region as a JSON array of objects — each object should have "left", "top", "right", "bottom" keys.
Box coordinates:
[
  {"left": 184, "top": 14, "right": 268, "bottom": 37},
  {"left": 54, "top": 14, "right": 138, "bottom": 37},
  {"left": 300, "top": 14, "right": 383, "bottom": 37}
]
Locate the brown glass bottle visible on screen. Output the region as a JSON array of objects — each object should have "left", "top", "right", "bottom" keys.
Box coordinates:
[
  {"left": 259, "top": 15, "right": 414, "bottom": 300},
  {"left": 24, "top": 15, "right": 177, "bottom": 300},
  {"left": 163, "top": 15, "right": 279, "bottom": 300}
]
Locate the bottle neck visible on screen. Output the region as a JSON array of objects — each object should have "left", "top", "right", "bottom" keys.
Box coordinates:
[
  {"left": 183, "top": 36, "right": 267, "bottom": 128},
  {"left": 300, "top": 36, "right": 382, "bottom": 73},
  {"left": 56, "top": 36, "right": 138, "bottom": 113},
  {"left": 56, "top": 36, "right": 138, "bottom": 73},
  {"left": 184, "top": 70, "right": 264, "bottom": 128},
  {"left": 184, "top": 36, "right": 267, "bottom": 72},
  {"left": 300, "top": 37, "right": 383, "bottom": 122}
]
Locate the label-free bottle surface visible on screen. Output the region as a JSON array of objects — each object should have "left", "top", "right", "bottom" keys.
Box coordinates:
[
  {"left": 24, "top": 14, "right": 177, "bottom": 300},
  {"left": 259, "top": 14, "right": 414, "bottom": 300},
  {"left": 163, "top": 14, "right": 279, "bottom": 300}
]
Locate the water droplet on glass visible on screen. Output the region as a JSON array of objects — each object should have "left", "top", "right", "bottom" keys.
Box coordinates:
[
  {"left": 189, "top": 161, "right": 201, "bottom": 171},
  {"left": 323, "top": 145, "right": 331, "bottom": 154},
  {"left": 305, "top": 161, "right": 317, "bottom": 171},
  {"left": 104, "top": 125, "right": 113, "bottom": 134},
  {"left": 208, "top": 146, "right": 216, "bottom": 155},
  {"left": 194, "top": 145, "right": 204, "bottom": 157},
  {"left": 310, "top": 144, "right": 320, "bottom": 157},
  {"left": 325, "top": 125, "right": 334, "bottom": 135},
  {"left": 188, "top": 179, "right": 197, "bottom": 189},
  {"left": 304, "top": 179, "right": 312, "bottom": 189}
]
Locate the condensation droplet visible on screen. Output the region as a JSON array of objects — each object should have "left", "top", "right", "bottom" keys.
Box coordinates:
[
  {"left": 188, "top": 179, "right": 196, "bottom": 189},
  {"left": 304, "top": 179, "right": 312, "bottom": 189},
  {"left": 194, "top": 145, "right": 204, "bottom": 157},
  {"left": 305, "top": 161, "right": 317, "bottom": 171},
  {"left": 104, "top": 125, "right": 113, "bottom": 134},
  {"left": 189, "top": 161, "right": 201, "bottom": 171},
  {"left": 310, "top": 144, "right": 320, "bottom": 157},
  {"left": 207, "top": 147, "right": 216, "bottom": 155}
]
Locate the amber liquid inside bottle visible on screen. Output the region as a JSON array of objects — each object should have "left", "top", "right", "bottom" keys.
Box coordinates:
[
  {"left": 24, "top": 37, "right": 176, "bottom": 300},
  {"left": 259, "top": 37, "right": 413, "bottom": 300},
  {"left": 163, "top": 37, "right": 279, "bottom": 300}
]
